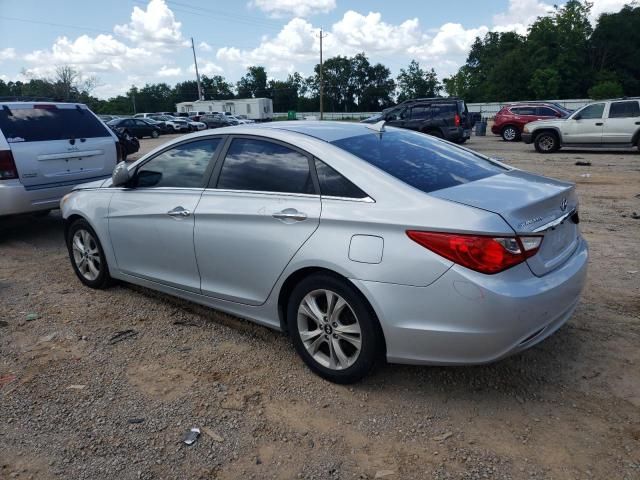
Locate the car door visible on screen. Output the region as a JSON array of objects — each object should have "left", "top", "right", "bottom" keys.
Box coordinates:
[
  {"left": 384, "top": 107, "right": 408, "bottom": 128},
  {"left": 603, "top": 100, "right": 640, "bottom": 144},
  {"left": 536, "top": 106, "right": 561, "bottom": 121},
  {"left": 108, "top": 138, "right": 222, "bottom": 292},
  {"left": 405, "top": 105, "right": 429, "bottom": 131},
  {"left": 194, "top": 136, "right": 321, "bottom": 305},
  {"left": 562, "top": 103, "right": 606, "bottom": 144}
]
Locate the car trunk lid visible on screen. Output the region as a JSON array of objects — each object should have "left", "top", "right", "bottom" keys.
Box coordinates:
[{"left": 430, "top": 169, "right": 580, "bottom": 276}]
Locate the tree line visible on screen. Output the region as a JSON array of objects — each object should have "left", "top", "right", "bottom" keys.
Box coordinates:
[{"left": 0, "top": 1, "right": 637, "bottom": 114}]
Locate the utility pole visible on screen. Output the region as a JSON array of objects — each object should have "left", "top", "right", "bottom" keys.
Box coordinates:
[
  {"left": 191, "top": 37, "right": 203, "bottom": 101},
  {"left": 131, "top": 88, "right": 136, "bottom": 114},
  {"left": 317, "top": 28, "right": 328, "bottom": 120}
]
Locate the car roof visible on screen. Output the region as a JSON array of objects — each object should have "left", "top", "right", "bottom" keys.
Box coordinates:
[{"left": 256, "top": 121, "right": 380, "bottom": 142}]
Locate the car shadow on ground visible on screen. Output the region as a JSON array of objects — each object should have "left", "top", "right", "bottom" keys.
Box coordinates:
[{"left": 0, "top": 211, "right": 65, "bottom": 247}]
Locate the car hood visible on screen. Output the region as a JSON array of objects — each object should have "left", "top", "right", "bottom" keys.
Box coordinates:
[
  {"left": 526, "top": 118, "right": 567, "bottom": 128},
  {"left": 72, "top": 178, "right": 110, "bottom": 191}
]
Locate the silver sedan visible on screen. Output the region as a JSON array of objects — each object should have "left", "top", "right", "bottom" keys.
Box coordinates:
[{"left": 60, "top": 122, "right": 588, "bottom": 383}]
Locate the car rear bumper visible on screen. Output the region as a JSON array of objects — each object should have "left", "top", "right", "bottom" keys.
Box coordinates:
[
  {"left": 352, "top": 236, "right": 588, "bottom": 365},
  {"left": 491, "top": 125, "right": 501, "bottom": 135},
  {"left": 522, "top": 132, "right": 534, "bottom": 144},
  {"left": 444, "top": 126, "right": 471, "bottom": 142},
  {"left": 0, "top": 179, "right": 75, "bottom": 216}
]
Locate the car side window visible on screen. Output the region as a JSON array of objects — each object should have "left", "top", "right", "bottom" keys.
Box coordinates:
[
  {"left": 135, "top": 139, "right": 220, "bottom": 188},
  {"left": 314, "top": 159, "right": 368, "bottom": 199},
  {"left": 410, "top": 106, "right": 429, "bottom": 120},
  {"left": 215, "top": 138, "right": 315, "bottom": 194},
  {"left": 537, "top": 107, "right": 557, "bottom": 117},
  {"left": 608, "top": 101, "right": 640, "bottom": 118},
  {"left": 514, "top": 107, "right": 536, "bottom": 115},
  {"left": 577, "top": 103, "right": 605, "bottom": 119}
]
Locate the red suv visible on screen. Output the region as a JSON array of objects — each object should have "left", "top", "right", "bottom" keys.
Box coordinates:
[{"left": 492, "top": 103, "right": 570, "bottom": 141}]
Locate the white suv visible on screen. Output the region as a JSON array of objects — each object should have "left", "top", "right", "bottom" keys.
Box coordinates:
[
  {"left": 522, "top": 98, "right": 640, "bottom": 153},
  {"left": 0, "top": 102, "right": 119, "bottom": 216}
]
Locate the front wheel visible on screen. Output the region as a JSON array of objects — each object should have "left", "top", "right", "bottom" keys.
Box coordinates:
[
  {"left": 501, "top": 126, "right": 519, "bottom": 142},
  {"left": 67, "top": 219, "right": 113, "bottom": 289},
  {"left": 534, "top": 132, "right": 560, "bottom": 153},
  {"left": 151, "top": 130, "right": 159, "bottom": 138},
  {"left": 288, "top": 274, "right": 384, "bottom": 384}
]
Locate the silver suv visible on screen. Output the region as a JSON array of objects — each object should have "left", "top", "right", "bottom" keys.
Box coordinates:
[
  {"left": 522, "top": 98, "right": 640, "bottom": 153},
  {"left": 0, "top": 102, "right": 119, "bottom": 216}
]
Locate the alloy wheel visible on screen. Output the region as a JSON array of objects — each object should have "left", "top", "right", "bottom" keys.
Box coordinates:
[
  {"left": 538, "top": 135, "right": 555, "bottom": 151},
  {"left": 71, "top": 229, "right": 102, "bottom": 281},
  {"left": 503, "top": 127, "right": 517, "bottom": 141},
  {"left": 296, "top": 289, "right": 362, "bottom": 370}
]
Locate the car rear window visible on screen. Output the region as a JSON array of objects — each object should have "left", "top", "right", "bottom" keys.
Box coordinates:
[
  {"left": 331, "top": 129, "right": 506, "bottom": 194},
  {"left": 0, "top": 105, "right": 109, "bottom": 142}
]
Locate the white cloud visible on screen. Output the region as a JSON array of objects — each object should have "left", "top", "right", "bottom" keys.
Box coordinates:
[
  {"left": 589, "top": 0, "right": 630, "bottom": 22},
  {"left": 217, "top": 17, "right": 318, "bottom": 73},
  {"left": 191, "top": 61, "right": 224, "bottom": 76},
  {"left": 250, "top": 0, "right": 336, "bottom": 18},
  {"left": 158, "top": 65, "right": 182, "bottom": 77},
  {"left": 198, "top": 41, "right": 213, "bottom": 52},
  {"left": 114, "top": 0, "right": 188, "bottom": 49},
  {"left": 493, "top": 0, "right": 554, "bottom": 34},
  {"left": 0, "top": 48, "right": 16, "bottom": 62}
]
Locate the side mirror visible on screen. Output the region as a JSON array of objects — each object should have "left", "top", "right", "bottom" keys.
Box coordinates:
[
  {"left": 112, "top": 162, "right": 131, "bottom": 187},
  {"left": 573, "top": 114, "right": 581, "bottom": 121}
]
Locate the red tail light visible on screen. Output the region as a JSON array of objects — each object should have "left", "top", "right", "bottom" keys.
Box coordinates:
[
  {"left": 454, "top": 113, "right": 461, "bottom": 127},
  {"left": 0, "top": 150, "right": 18, "bottom": 180},
  {"left": 407, "top": 231, "right": 542, "bottom": 274}
]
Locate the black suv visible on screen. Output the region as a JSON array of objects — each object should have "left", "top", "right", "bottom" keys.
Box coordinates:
[{"left": 362, "top": 97, "right": 473, "bottom": 143}]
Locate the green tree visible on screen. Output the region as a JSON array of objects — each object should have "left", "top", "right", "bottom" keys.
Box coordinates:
[
  {"left": 591, "top": 5, "right": 640, "bottom": 96},
  {"left": 588, "top": 80, "right": 624, "bottom": 99},
  {"left": 237, "top": 66, "right": 268, "bottom": 98},
  {"left": 396, "top": 60, "right": 441, "bottom": 102},
  {"left": 529, "top": 68, "right": 561, "bottom": 99}
]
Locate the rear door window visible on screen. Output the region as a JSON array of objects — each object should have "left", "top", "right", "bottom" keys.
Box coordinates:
[
  {"left": 410, "top": 106, "right": 429, "bottom": 120},
  {"left": 513, "top": 107, "right": 536, "bottom": 115},
  {"left": 215, "top": 138, "right": 315, "bottom": 194},
  {"left": 0, "top": 105, "right": 110, "bottom": 142},
  {"left": 608, "top": 101, "right": 640, "bottom": 118},
  {"left": 331, "top": 130, "right": 505, "bottom": 194}
]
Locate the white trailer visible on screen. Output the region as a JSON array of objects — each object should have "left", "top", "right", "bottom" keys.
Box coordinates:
[{"left": 175, "top": 98, "right": 273, "bottom": 121}]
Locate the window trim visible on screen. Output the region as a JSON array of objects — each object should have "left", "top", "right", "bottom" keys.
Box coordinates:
[
  {"left": 207, "top": 134, "right": 320, "bottom": 196},
  {"left": 607, "top": 100, "right": 640, "bottom": 119},
  {"left": 125, "top": 135, "right": 226, "bottom": 190},
  {"left": 311, "top": 157, "right": 374, "bottom": 202}
]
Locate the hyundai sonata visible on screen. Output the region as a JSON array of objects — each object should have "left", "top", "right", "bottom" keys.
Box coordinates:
[{"left": 61, "top": 122, "right": 588, "bottom": 383}]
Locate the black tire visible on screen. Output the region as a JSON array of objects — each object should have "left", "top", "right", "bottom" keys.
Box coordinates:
[
  {"left": 534, "top": 131, "right": 560, "bottom": 153},
  {"left": 66, "top": 219, "right": 113, "bottom": 289},
  {"left": 501, "top": 125, "right": 519, "bottom": 142},
  {"left": 287, "top": 273, "right": 384, "bottom": 384},
  {"left": 151, "top": 130, "right": 159, "bottom": 138}
]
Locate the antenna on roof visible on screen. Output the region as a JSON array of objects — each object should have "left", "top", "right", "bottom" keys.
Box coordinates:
[{"left": 365, "top": 120, "right": 386, "bottom": 135}]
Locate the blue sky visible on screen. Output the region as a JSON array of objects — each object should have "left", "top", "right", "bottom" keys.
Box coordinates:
[{"left": 0, "top": 0, "right": 629, "bottom": 98}]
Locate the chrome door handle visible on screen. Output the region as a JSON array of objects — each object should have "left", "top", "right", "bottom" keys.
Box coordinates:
[
  {"left": 272, "top": 209, "right": 307, "bottom": 222},
  {"left": 167, "top": 206, "right": 191, "bottom": 217},
  {"left": 595, "top": 122, "right": 603, "bottom": 126}
]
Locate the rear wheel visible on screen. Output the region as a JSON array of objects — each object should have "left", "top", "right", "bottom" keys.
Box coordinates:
[
  {"left": 67, "top": 219, "right": 113, "bottom": 289},
  {"left": 534, "top": 131, "right": 560, "bottom": 153},
  {"left": 288, "top": 274, "right": 383, "bottom": 384},
  {"left": 151, "top": 130, "right": 159, "bottom": 138},
  {"left": 501, "top": 125, "right": 519, "bottom": 142}
]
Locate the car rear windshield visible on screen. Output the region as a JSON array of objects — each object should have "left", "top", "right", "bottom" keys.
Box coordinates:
[
  {"left": 0, "top": 105, "right": 109, "bottom": 142},
  {"left": 331, "top": 129, "right": 506, "bottom": 193}
]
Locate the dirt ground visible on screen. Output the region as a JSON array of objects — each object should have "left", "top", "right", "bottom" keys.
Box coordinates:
[{"left": 1, "top": 133, "right": 639, "bottom": 480}]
